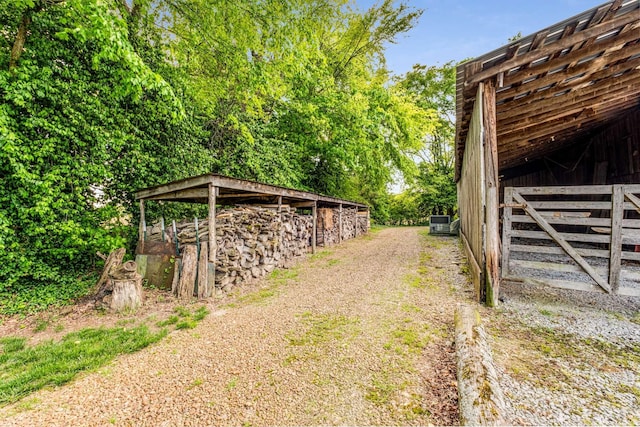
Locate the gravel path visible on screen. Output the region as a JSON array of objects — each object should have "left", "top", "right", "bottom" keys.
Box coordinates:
[
  {"left": 483, "top": 281, "right": 640, "bottom": 426},
  {"left": 0, "top": 227, "right": 466, "bottom": 426}
]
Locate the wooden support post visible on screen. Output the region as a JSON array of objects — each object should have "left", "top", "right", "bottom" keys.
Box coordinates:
[
  {"left": 208, "top": 184, "right": 216, "bottom": 263},
  {"left": 339, "top": 204, "right": 343, "bottom": 242},
  {"left": 312, "top": 202, "right": 317, "bottom": 254},
  {"left": 355, "top": 208, "right": 359, "bottom": 238},
  {"left": 367, "top": 208, "right": 370, "bottom": 231},
  {"left": 278, "top": 195, "right": 282, "bottom": 213},
  {"left": 160, "top": 217, "right": 165, "bottom": 242},
  {"left": 483, "top": 80, "right": 501, "bottom": 307},
  {"left": 208, "top": 184, "right": 217, "bottom": 294},
  {"left": 501, "top": 187, "right": 514, "bottom": 278},
  {"left": 609, "top": 185, "right": 624, "bottom": 293},
  {"left": 139, "top": 199, "right": 146, "bottom": 243}
]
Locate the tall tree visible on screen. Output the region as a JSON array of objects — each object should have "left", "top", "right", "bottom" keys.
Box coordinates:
[{"left": 397, "top": 61, "right": 457, "bottom": 216}]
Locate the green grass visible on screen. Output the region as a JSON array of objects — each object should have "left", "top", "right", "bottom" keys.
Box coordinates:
[
  {"left": 286, "top": 312, "right": 360, "bottom": 347},
  {"left": 0, "top": 326, "right": 167, "bottom": 405},
  {"left": 157, "top": 306, "right": 209, "bottom": 329},
  {"left": 0, "top": 305, "right": 210, "bottom": 406}
]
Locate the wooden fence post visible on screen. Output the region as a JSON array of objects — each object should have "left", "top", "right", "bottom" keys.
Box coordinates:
[{"left": 609, "top": 185, "right": 624, "bottom": 293}]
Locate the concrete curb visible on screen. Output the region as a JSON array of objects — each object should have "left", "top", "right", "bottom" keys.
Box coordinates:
[{"left": 454, "top": 304, "right": 508, "bottom": 426}]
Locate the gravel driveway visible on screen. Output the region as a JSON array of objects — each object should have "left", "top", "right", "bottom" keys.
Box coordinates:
[{"left": 0, "top": 227, "right": 466, "bottom": 426}]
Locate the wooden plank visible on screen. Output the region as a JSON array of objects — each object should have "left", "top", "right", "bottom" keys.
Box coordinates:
[
  {"left": 513, "top": 192, "right": 612, "bottom": 293},
  {"left": 508, "top": 185, "right": 615, "bottom": 195},
  {"left": 464, "top": 12, "right": 640, "bottom": 87},
  {"left": 511, "top": 215, "right": 609, "bottom": 227},
  {"left": 483, "top": 80, "right": 500, "bottom": 307},
  {"left": 510, "top": 244, "right": 609, "bottom": 259},
  {"left": 512, "top": 216, "right": 640, "bottom": 229},
  {"left": 461, "top": 230, "right": 483, "bottom": 296},
  {"left": 525, "top": 201, "right": 613, "bottom": 210},
  {"left": 501, "top": 187, "right": 514, "bottom": 277},
  {"left": 512, "top": 229, "right": 640, "bottom": 245},
  {"left": 511, "top": 259, "right": 604, "bottom": 275},
  {"left": 510, "top": 243, "right": 640, "bottom": 262},
  {"left": 146, "top": 188, "right": 209, "bottom": 201},
  {"left": 504, "top": 275, "right": 605, "bottom": 294},
  {"left": 512, "top": 229, "right": 610, "bottom": 243}
]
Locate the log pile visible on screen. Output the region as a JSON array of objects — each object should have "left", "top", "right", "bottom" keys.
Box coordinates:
[
  {"left": 317, "top": 207, "right": 359, "bottom": 246},
  {"left": 147, "top": 206, "right": 313, "bottom": 294}
]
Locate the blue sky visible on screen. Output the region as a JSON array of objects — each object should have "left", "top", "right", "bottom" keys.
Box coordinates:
[{"left": 355, "top": 0, "right": 607, "bottom": 75}]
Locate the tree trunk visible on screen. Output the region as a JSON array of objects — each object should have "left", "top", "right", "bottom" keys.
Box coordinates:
[
  {"left": 454, "top": 304, "right": 507, "bottom": 426},
  {"left": 10, "top": 12, "right": 31, "bottom": 71},
  {"left": 95, "top": 248, "right": 126, "bottom": 299},
  {"left": 111, "top": 277, "right": 143, "bottom": 312}
]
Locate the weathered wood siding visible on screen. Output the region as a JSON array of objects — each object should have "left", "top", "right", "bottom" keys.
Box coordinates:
[
  {"left": 502, "top": 110, "right": 640, "bottom": 188},
  {"left": 458, "top": 84, "right": 485, "bottom": 300}
]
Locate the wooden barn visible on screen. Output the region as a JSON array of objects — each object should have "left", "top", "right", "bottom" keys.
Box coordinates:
[{"left": 455, "top": 0, "right": 640, "bottom": 305}]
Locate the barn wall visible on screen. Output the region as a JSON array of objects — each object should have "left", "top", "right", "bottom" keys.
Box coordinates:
[
  {"left": 458, "top": 85, "right": 485, "bottom": 298},
  {"left": 501, "top": 109, "right": 640, "bottom": 188}
]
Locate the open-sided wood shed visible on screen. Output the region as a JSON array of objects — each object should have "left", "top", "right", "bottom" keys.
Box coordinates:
[
  {"left": 455, "top": 0, "right": 640, "bottom": 305},
  {"left": 135, "top": 173, "right": 369, "bottom": 297}
]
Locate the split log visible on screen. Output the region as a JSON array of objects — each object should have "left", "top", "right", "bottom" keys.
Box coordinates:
[
  {"left": 109, "top": 261, "right": 142, "bottom": 312},
  {"left": 454, "top": 304, "right": 508, "bottom": 426},
  {"left": 176, "top": 244, "right": 197, "bottom": 300},
  {"left": 197, "top": 242, "right": 209, "bottom": 299},
  {"left": 94, "top": 247, "right": 126, "bottom": 299}
]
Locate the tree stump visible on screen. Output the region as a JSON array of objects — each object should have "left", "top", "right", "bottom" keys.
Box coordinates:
[
  {"left": 94, "top": 247, "right": 126, "bottom": 299},
  {"left": 110, "top": 261, "right": 143, "bottom": 312}
]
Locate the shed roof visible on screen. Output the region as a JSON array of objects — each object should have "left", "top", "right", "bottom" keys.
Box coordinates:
[
  {"left": 455, "top": 0, "right": 640, "bottom": 179},
  {"left": 135, "top": 173, "right": 368, "bottom": 209}
]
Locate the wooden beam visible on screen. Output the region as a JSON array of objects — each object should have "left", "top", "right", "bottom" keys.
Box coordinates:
[
  {"left": 483, "top": 80, "right": 500, "bottom": 307},
  {"left": 496, "top": 44, "right": 640, "bottom": 104},
  {"left": 217, "top": 192, "right": 272, "bottom": 199},
  {"left": 465, "top": 12, "right": 640, "bottom": 87},
  {"left": 136, "top": 175, "right": 214, "bottom": 200},
  {"left": 499, "top": 25, "right": 640, "bottom": 88},
  {"left": 312, "top": 202, "right": 317, "bottom": 254},
  {"left": 146, "top": 187, "right": 209, "bottom": 201}
]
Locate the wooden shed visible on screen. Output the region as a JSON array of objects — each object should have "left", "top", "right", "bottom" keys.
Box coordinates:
[
  {"left": 455, "top": 0, "right": 640, "bottom": 305},
  {"left": 135, "top": 173, "right": 369, "bottom": 297}
]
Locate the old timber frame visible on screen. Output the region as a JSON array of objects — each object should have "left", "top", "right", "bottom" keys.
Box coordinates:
[
  {"left": 502, "top": 185, "right": 640, "bottom": 297},
  {"left": 135, "top": 173, "right": 369, "bottom": 297}
]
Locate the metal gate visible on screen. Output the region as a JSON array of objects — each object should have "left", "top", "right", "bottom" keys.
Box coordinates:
[{"left": 501, "top": 185, "right": 640, "bottom": 296}]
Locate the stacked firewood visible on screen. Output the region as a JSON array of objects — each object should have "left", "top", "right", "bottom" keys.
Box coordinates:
[
  {"left": 146, "top": 206, "right": 312, "bottom": 292},
  {"left": 317, "top": 207, "right": 359, "bottom": 245}
]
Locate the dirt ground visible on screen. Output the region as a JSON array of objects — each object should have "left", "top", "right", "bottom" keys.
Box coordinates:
[{"left": 0, "top": 227, "right": 472, "bottom": 426}]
